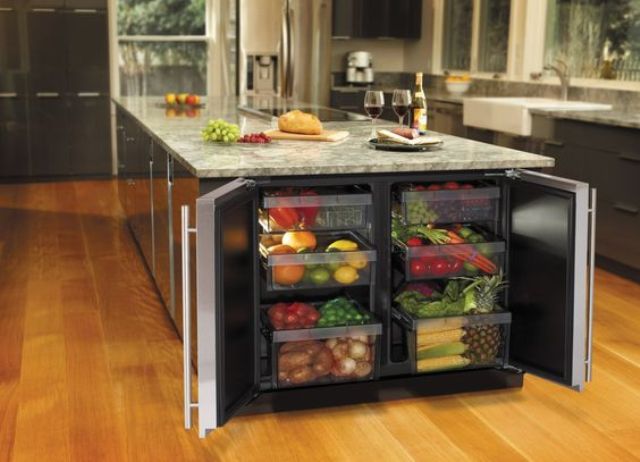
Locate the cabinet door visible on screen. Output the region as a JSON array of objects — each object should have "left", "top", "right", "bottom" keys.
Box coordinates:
[
  {"left": 116, "top": 111, "right": 128, "bottom": 212},
  {"left": 0, "top": 96, "right": 29, "bottom": 177},
  {"left": 66, "top": 10, "right": 109, "bottom": 93},
  {"left": 30, "top": 0, "right": 65, "bottom": 8},
  {"left": 27, "top": 10, "right": 66, "bottom": 93},
  {"left": 388, "top": 0, "right": 421, "bottom": 38},
  {"left": 130, "top": 130, "right": 154, "bottom": 273},
  {"left": 65, "top": 0, "right": 107, "bottom": 9},
  {"left": 152, "top": 145, "right": 172, "bottom": 311},
  {"left": 29, "top": 95, "right": 69, "bottom": 176},
  {"left": 0, "top": 9, "right": 20, "bottom": 74},
  {"left": 196, "top": 178, "right": 258, "bottom": 436},
  {"left": 508, "top": 169, "right": 594, "bottom": 391},
  {"left": 332, "top": 0, "right": 362, "bottom": 38},
  {"left": 68, "top": 95, "right": 111, "bottom": 175}
]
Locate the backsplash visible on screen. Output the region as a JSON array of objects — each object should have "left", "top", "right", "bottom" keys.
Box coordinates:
[{"left": 426, "top": 75, "right": 640, "bottom": 112}]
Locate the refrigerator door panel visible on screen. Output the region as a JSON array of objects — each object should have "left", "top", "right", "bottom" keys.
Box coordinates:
[
  {"left": 196, "top": 178, "right": 258, "bottom": 437},
  {"left": 508, "top": 169, "right": 593, "bottom": 390}
]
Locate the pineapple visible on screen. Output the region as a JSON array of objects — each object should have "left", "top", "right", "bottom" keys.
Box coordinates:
[
  {"left": 462, "top": 324, "right": 502, "bottom": 365},
  {"left": 461, "top": 271, "right": 507, "bottom": 314}
]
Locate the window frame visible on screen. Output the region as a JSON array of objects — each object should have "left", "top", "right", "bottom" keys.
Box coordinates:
[{"left": 431, "top": 0, "right": 640, "bottom": 90}]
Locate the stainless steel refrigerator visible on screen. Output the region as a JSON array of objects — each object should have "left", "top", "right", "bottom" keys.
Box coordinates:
[{"left": 238, "top": 0, "right": 332, "bottom": 106}]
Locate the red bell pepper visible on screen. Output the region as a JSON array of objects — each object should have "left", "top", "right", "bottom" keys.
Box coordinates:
[{"left": 298, "top": 189, "right": 321, "bottom": 228}]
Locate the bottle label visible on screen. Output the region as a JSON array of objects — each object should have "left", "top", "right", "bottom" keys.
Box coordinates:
[{"left": 412, "top": 109, "right": 428, "bottom": 132}]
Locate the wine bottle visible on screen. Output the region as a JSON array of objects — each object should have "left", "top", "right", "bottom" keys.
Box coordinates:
[{"left": 411, "top": 72, "right": 428, "bottom": 132}]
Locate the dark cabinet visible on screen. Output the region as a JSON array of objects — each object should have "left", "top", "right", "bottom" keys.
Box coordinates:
[
  {"left": 428, "top": 100, "right": 466, "bottom": 137},
  {"left": 0, "top": 96, "right": 29, "bottom": 176},
  {"left": 29, "top": 0, "right": 65, "bottom": 8},
  {"left": 27, "top": 10, "right": 67, "bottom": 93},
  {"left": 0, "top": 9, "right": 20, "bottom": 72},
  {"left": 65, "top": 0, "right": 107, "bottom": 9},
  {"left": 66, "top": 10, "right": 109, "bottom": 92},
  {"left": 152, "top": 144, "right": 172, "bottom": 313},
  {"left": 332, "top": 0, "right": 421, "bottom": 39},
  {"left": 67, "top": 95, "right": 111, "bottom": 175},
  {"left": 29, "top": 96, "right": 69, "bottom": 176}
]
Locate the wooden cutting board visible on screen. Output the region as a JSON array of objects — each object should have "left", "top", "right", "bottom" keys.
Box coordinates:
[{"left": 263, "top": 129, "right": 349, "bottom": 142}]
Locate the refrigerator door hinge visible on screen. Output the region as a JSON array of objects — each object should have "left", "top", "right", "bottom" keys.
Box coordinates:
[
  {"left": 503, "top": 364, "right": 524, "bottom": 374},
  {"left": 244, "top": 179, "right": 257, "bottom": 190},
  {"left": 505, "top": 169, "right": 521, "bottom": 179}
]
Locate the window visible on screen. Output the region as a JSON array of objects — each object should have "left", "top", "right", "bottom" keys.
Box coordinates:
[
  {"left": 545, "top": 0, "right": 640, "bottom": 81},
  {"left": 116, "top": 0, "right": 237, "bottom": 96},
  {"left": 478, "top": 0, "right": 511, "bottom": 73},
  {"left": 442, "top": 0, "right": 473, "bottom": 71},
  {"left": 441, "top": 0, "right": 512, "bottom": 74}
]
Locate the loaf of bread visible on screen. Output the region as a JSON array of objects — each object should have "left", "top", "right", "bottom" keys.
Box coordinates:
[{"left": 278, "top": 110, "right": 323, "bottom": 135}]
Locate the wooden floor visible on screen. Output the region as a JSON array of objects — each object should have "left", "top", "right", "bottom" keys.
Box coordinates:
[{"left": 1, "top": 180, "right": 640, "bottom": 461}]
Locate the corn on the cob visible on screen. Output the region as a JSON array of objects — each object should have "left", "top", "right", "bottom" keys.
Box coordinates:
[
  {"left": 417, "top": 319, "right": 465, "bottom": 335},
  {"left": 417, "top": 328, "right": 464, "bottom": 347},
  {"left": 417, "top": 355, "right": 471, "bottom": 372},
  {"left": 417, "top": 341, "right": 467, "bottom": 360}
]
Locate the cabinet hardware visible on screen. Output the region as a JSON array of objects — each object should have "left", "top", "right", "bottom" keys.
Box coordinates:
[
  {"left": 181, "top": 206, "right": 198, "bottom": 430},
  {"left": 613, "top": 203, "right": 639, "bottom": 215},
  {"left": 0, "top": 92, "right": 17, "bottom": 99},
  {"left": 77, "top": 92, "right": 101, "bottom": 98},
  {"left": 543, "top": 140, "right": 564, "bottom": 147},
  {"left": 72, "top": 8, "right": 98, "bottom": 13},
  {"left": 585, "top": 188, "right": 596, "bottom": 382},
  {"left": 0, "top": 7, "right": 13, "bottom": 12},
  {"left": 332, "top": 35, "right": 351, "bottom": 40},
  {"left": 36, "top": 92, "right": 59, "bottom": 98},
  {"left": 618, "top": 153, "right": 640, "bottom": 164},
  {"left": 31, "top": 8, "right": 55, "bottom": 12}
]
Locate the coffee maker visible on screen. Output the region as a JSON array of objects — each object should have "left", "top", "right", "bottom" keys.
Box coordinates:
[{"left": 345, "top": 51, "right": 374, "bottom": 85}]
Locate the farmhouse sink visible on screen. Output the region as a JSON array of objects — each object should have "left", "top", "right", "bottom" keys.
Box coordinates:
[{"left": 463, "top": 97, "right": 612, "bottom": 136}]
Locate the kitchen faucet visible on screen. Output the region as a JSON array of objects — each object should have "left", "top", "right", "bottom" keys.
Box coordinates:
[{"left": 544, "top": 59, "right": 570, "bottom": 101}]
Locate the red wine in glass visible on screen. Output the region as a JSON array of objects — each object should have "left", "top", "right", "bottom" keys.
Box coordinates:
[
  {"left": 392, "top": 89, "right": 411, "bottom": 126},
  {"left": 364, "top": 105, "right": 383, "bottom": 118}
]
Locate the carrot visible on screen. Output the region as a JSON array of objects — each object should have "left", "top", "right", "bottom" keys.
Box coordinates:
[{"left": 443, "top": 230, "right": 497, "bottom": 273}]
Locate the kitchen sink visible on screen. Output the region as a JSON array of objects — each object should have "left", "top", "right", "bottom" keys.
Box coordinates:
[{"left": 463, "top": 97, "right": 612, "bottom": 136}]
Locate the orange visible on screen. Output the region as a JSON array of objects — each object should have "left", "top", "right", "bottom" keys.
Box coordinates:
[
  {"left": 282, "top": 231, "right": 317, "bottom": 251},
  {"left": 268, "top": 244, "right": 296, "bottom": 255},
  {"left": 273, "top": 265, "right": 305, "bottom": 285}
]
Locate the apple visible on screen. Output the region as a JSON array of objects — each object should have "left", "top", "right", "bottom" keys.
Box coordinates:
[
  {"left": 186, "top": 94, "right": 200, "bottom": 106},
  {"left": 165, "top": 107, "right": 177, "bottom": 117},
  {"left": 165, "top": 93, "right": 177, "bottom": 105},
  {"left": 177, "top": 93, "right": 189, "bottom": 104},
  {"left": 185, "top": 107, "right": 200, "bottom": 118}
]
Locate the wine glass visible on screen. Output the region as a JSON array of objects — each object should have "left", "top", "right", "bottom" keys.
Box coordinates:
[
  {"left": 364, "top": 90, "right": 384, "bottom": 138},
  {"left": 392, "top": 89, "right": 411, "bottom": 127}
]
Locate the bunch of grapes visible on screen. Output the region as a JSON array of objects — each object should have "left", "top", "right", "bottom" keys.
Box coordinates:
[
  {"left": 238, "top": 132, "right": 271, "bottom": 144},
  {"left": 201, "top": 119, "right": 241, "bottom": 143}
]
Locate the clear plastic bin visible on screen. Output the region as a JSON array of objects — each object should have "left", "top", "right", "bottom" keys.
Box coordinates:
[
  {"left": 264, "top": 318, "right": 382, "bottom": 389},
  {"left": 259, "top": 187, "right": 372, "bottom": 232},
  {"left": 260, "top": 231, "right": 376, "bottom": 291},
  {"left": 394, "top": 309, "right": 511, "bottom": 374},
  {"left": 397, "top": 183, "right": 500, "bottom": 225},
  {"left": 394, "top": 238, "right": 505, "bottom": 280}
]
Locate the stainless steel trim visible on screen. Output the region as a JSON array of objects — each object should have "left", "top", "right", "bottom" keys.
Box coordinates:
[
  {"left": 586, "top": 188, "right": 596, "bottom": 382},
  {"left": 36, "top": 92, "right": 60, "bottom": 98},
  {"left": 149, "top": 140, "right": 155, "bottom": 277},
  {"left": 72, "top": 8, "right": 98, "bottom": 13},
  {"left": 77, "top": 92, "right": 101, "bottom": 98},
  {"left": 280, "top": 1, "right": 290, "bottom": 98},
  {"left": 181, "top": 205, "right": 197, "bottom": 429},
  {"left": 31, "top": 8, "right": 56, "bottom": 12},
  {"left": 0, "top": 92, "right": 18, "bottom": 98},
  {"left": 287, "top": 2, "right": 295, "bottom": 98}
]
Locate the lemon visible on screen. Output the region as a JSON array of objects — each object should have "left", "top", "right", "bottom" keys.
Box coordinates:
[
  {"left": 326, "top": 239, "right": 359, "bottom": 252},
  {"left": 333, "top": 266, "right": 359, "bottom": 285},
  {"left": 345, "top": 252, "right": 368, "bottom": 270}
]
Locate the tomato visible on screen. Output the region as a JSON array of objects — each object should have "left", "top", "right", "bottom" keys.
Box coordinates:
[
  {"left": 284, "top": 313, "right": 299, "bottom": 326},
  {"left": 426, "top": 184, "right": 442, "bottom": 191},
  {"left": 307, "top": 311, "right": 320, "bottom": 322},
  {"left": 443, "top": 181, "right": 460, "bottom": 190},
  {"left": 449, "top": 259, "right": 463, "bottom": 274},
  {"left": 460, "top": 183, "right": 474, "bottom": 190},
  {"left": 410, "top": 259, "right": 428, "bottom": 277},
  {"left": 406, "top": 236, "right": 423, "bottom": 247},
  {"left": 430, "top": 258, "right": 450, "bottom": 277},
  {"left": 414, "top": 185, "right": 427, "bottom": 191},
  {"left": 268, "top": 303, "right": 288, "bottom": 322}
]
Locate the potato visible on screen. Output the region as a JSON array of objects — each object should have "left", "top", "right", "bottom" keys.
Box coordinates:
[
  {"left": 279, "top": 351, "right": 311, "bottom": 371},
  {"left": 288, "top": 366, "right": 316, "bottom": 384},
  {"left": 312, "top": 347, "right": 334, "bottom": 377}
]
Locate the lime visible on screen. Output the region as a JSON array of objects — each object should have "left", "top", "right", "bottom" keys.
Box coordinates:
[{"left": 309, "top": 267, "right": 331, "bottom": 285}]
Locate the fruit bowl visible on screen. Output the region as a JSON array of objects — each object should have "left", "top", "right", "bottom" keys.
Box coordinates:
[{"left": 259, "top": 231, "right": 376, "bottom": 291}]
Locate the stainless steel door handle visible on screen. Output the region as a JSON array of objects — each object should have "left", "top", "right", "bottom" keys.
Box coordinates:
[
  {"left": 613, "top": 203, "right": 639, "bottom": 215},
  {"left": 181, "top": 205, "right": 198, "bottom": 429},
  {"left": 585, "top": 188, "right": 596, "bottom": 382},
  {"left": 36, "top": 92, "right": 60, "bottom": 98},
  {"left": 0, "top": 92, "right": 17, "bottom": 99},
  {"left": 77, "top": 92, "right": 101, "bottom": 98}
]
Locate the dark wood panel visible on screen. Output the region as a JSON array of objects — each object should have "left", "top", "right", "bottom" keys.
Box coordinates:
[
  {"left": 29, "top": 96, "right": 69, "bottom": 176},
  {"left": 0, "top": 97, "right": 29, "bottom": 176},
  {"left": 65, "top": 11, "right": 109, "bottom": 92},
  {"left": 557, "top": 119, "right": 640, "bottom": 154},
  {"left": 27, "top": 10, "right": 67, "bottom": 93},
  {"left": 596, "top": 198, "right": 640, "bottom": 271},
  {"left": 67, "top": 96, "right": 111, "bottom": 175},
  {"left": 0, "top": 10, "right": 20, "bottom": 73}
]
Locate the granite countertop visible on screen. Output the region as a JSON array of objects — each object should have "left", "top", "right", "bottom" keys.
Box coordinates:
[
  {"left": 529, "top": 108, "right": 640, "bottom": 130},
  {"left": 113, "top": 96, "right": 553, "bottom": 178}
]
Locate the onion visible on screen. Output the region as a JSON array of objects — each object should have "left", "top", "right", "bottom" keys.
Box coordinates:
[
  {"left": 337, "top": 357, "right": 357, "bottom": 376},
  {"left": 351, "top": 335, "right": 369, "bottom": 344},
  {"left": 348, "top": 341, "right": 368, "bottom": 360},
  {"left": 331, "top": 342, "right": 349, "bottom": 360},
  {"left": 325, "top": 338, "right": 338, "bottom": 349},
  {"left": 354, "top": 361, "right": 372, "bottom": 378}
]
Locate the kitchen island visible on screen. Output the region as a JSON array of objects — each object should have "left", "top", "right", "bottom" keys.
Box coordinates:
[{"left": 113, "top": 96, "right": 594, "bottom": 438}]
